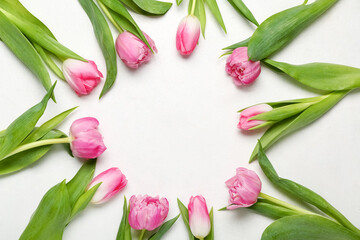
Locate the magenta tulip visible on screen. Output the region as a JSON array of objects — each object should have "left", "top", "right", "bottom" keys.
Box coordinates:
[
  {"left": 225, "top": 167, "right": 262, "bottom": 209},
  {"left": 238, "top": 104, "right": 273, "bottom": 130},
  {"left": 188, "top": 195, "right": 211, "bottom": 239},
  {"left": 62, "top": 59, "right": 103, "bottom": 96},
  {"left": 115, "top": 31, "right": 157, "bottom": 69},
  {"left": 176, "top": 15, "right": 201, "bottom": 56},
  {"left": 69, "top": 117, "right": 106, "bottom": 159},
  {"left": 87, "top": 168, "right": 127, "bottom": 204},
  {"left": 225, "top": 47, "right": 261, "bottom": 86},
  {"left": 128, "top": 195, "right": 169, "bottom": 231}
]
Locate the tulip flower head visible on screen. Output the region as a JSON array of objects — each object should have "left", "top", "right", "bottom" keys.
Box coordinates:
[
  {"left": 128, "top": 195, "right": 169, "bottom": 231},
  {"left": 225, "top": 167, "right": 262, "bottom": 209},
  {"left": 188, "top": 195, "right": 211, "bottom": 239},
  {"left": 176, "top": 15, "right": 201, "bottom": 56},
  {"left": 87, "top": 168, "right": 127, "bottom": 204},
  {"left": 69, "top": 117, "right": 107, "bottom": 159},
  {"left": 238, "top": 104, "right": 273, "bottom": 130},
  {"left": 62, "top": 59, "right": 103, "bottom": 96},
  {"left": 225, "top": 47, "right": 261, "bottom": 86},
  {"left": 115, "top": 31, "right": 157, "bottom": 69}
]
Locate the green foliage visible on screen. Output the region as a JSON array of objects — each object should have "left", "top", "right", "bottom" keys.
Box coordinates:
[{"left": 227, "top": 0, "right": 258, "bottom": 26}]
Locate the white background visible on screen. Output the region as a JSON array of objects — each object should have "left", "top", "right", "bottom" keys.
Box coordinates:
[{"left": 0, "top": 0, "right": 359, "bottom": 239}]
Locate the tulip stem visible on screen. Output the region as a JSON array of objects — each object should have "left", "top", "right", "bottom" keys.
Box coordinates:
[
  {"left": 259, "top": 192, "right": 317, "bottom": 216},
  {"left": 190, "top": 0, "right": 197, "bottom": 16},
  {"left": 1, "top": 137, "right": 72, "bottom": 160},
  {"left": 138, "top": 229, "right": 146, "bottom": 240},
  {"left": 97, "top": 0, "right": 124, "bottom": 33}
]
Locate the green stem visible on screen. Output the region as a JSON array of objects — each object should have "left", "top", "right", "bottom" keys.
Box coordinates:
[
  {"left": 96, "top": 0, "right": 124, "bottom": 33},
  {"left": 2, "top": 137, "right": 72, "bottom": 160},
  {"left": 138, "top": 229, "right": 146, "bottom": 240},
  {"left": 259, "top": 192, "right": 317, "bottom": 216},
  {"left": 190, "top": 0, "right": 197, "bottom": 16}
]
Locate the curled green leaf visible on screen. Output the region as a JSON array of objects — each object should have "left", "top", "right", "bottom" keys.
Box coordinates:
[{"left": 131, "top": 0, "right": 172, "bottom": 15}]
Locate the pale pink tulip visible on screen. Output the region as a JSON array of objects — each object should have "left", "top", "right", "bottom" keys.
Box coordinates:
[
  {"left": 238, "top": 104, "right": 272, "bottom": 130},
  {"left": 115, "top": 31, "right": 157, "bottom": 69},
  {"left": 176, "top": 15, "right": 201, "bottom": 56},
  {"left": 128, "top": 195, "right": 169, "bottom": 231},
  {"left": 62, "top": 59, "right": 103, "bottom": 95},
  {"left": 70, "top": 117, "right": 106, "bottom": 159},
  {"left": 225, "top": 47, "right": 261, "bottom": 86},
  {"left": 188, "top": 195, "right": 211, "bottom": 239},
  {"left": 87, "top": 168, "right": 127, "bottom": 204},
  {"left": 225, "top": 167, "right": 262, "bottom": 209}
]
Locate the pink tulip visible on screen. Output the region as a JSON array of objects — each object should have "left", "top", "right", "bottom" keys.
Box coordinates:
[
  {"left": 238, "top": 104, "right": 272, "bottom": 130},
  {"left": 128, "top": 195, "right": 169, "bottom": 231},
  {"left": 225, "top": 47, "right": 261, "bottom": 86},
  {"left": 176, "top": 15, "right": 201, "bottom": 56},
  {"left": 62, "top": 59, "right": 103, "bottom": 96},
  {"left": 87, "top": 168, "right": 127, "bottom": 204},
  {"left": 115, "top": 31, "right": 157, "bottom": 69},
  {"left": 69, "top": 117, "right": 107, "bottom": 159},
  {"left": 188, "top": 195, "right": 211, "bottom": 239},
  {"left": 225, "top": 167, "right": 262, "bottom": 209}
]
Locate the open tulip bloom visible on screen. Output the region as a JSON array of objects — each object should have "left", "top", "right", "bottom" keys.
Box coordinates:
[
  {"left": 221, "top": 143, "right": 360, "bottom": 239},
  {"left": 175, "top": 0, "right": 226, "bottom": 56},
  {"left": 237, "top": 91, "right": 350, "bottom": 162},
  {"left": 116, "top": 195, "right": 180, "bottom": 240},
  {"left": 0, "top": 0, "right": 103, "bottom": 97},
  {"left": 0, "top": 84, "right": 107, "bottom": 176}
]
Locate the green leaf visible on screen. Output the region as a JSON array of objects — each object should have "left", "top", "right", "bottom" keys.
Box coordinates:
[
  {"left": 69, "top": 183, "right": 101, "bottom": 221},
  {"left": 227, "top": 0, "right": 258, "bottom": 26},
  {"left": 264, "top": 59, "right": 360, "bottom": 91},
  {"left": 250, "top": 91, "right": 349, "bottom": 162},
  {"left": 148, "top": 214, "right": 180, "bottom": 240},
  {"left": 0, "top": 11, "right": 52, "bottom": 94},
  {"left": 261, "top": 215, "right": 360, "bottom": 240},
  {"left": 222, "top": 37, "right": 250, "bottom": 51},
  {"left": 205, "top": 0, "right": 227, "bottom": 33},
  {"left": 249, "top": 199, "right": 300, "bottom": 219},
  {"left": 66, "top": 159, "right": 97, "bottom": 207},
  {"left": 20, "top": 181, "right": 72, "bottom": 240},
  {"left": 177, "top": 0, "right": 184, "bottom": 6},
  {"left": 116, "top": 196, "right": 132, "bottom": 240},
  {"left": 33, "top": 43, "right": 65, "bottom": 80},
  {"left": 177, "top": 199, "right": 195, "bottom": 240},
  {"left": 22, "top": 107, "right": 77, "bottom": 144},
  {"left": 248, "top": 0, "right": 338, "bottom": 61},
  {"left": 0, "top": 129, "right": 66, "bottom": 176},
  {"left": 131, "top": 0, "right": 172, "bottom": 15},
  {"left": 99, "top": 0, "right": 152, "bottom": 51},
  {"left": 0, "top": 84, "right": 55, "bottom": 160},
  {"left": 1, "top": 10, "right": 84, "bottom": 61},
  {"left": 119, "top": 0, "right": 147, "bottom": 15},
  {"left": 257, "top": 143, "right": 360, "bottom": 235},
  {"left": 204, "top": 208, "right": 214, "bottom": 240},
  {"left": 79, "top": 0, "right": 117, "bottom": 98}
]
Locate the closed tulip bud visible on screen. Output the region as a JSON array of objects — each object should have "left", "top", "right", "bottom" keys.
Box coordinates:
[
  {"left": 225, "top": 47, "right": 261, "bottom": 86},
  {"left": 69, "top": 117, "right": 106, "bottom": 159},
  {"left": 115, "top": 31, "right": 157, "bottom": 69},
  {"left": 87, "top": 168, "right": 127, "bottom": 204},
  {"left": 225, "top": 167, "right": 262, "bottom": 209},
  {"left": 128, "top": 195, "right": 169, "bottom": 231},
  {"left": 238, "top": 104, "right": 272, "bottom": 130},
  {"left": 188, "top": 195, "right": 211, "bottom": 239},
  {"left": 176, "top": 15, "right": 201, "bottom": 56},
  {"left": 62, "top": 59, "right": 103, "bottom": 96}
]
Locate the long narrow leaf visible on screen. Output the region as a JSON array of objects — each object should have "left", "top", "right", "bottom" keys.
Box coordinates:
[
  {"left": 148, "top": 214, "right": 180, "bottom": 240},
  {"left": 205, "top": 0, "right": 226, "bottom": 32},
  {"left": 33, "top": 43, "right": 65, "bottom": 80},
  {"left": 261, "top": 215, "right": 360, "bottom": 240},
  {"left": 79, "top": 0, "right": 117, "bottom": 98},
  {"left": 204, "top": 208, "right": 214, "bottom": 240},
  {"left": 250, "top": 91, "right": 349, "bottom": 161},
  {"left": 0, "top": 11, "right": 52, "bottom": 94},
  {"left": 0, "top": 129, "right": 66, "bottom": 176},
  {"left": 0, "top": 84, "right": 55, "bottom": 160},
  {"left": 258, "top": 143, "right": 360, "bottom": 235},
  {"left": 131, "top": 0, "right": 172, "bottom": 15},
  {"left": 177, "top": 199, "right": 195, "bottom": 240},
  {"left": 116, "top": 196, "right": 132, "bottom": 240},
  {"left": 227, "top": 0, "right": 258, "bottom": 26},
  {"left": 249, "top": 199, "right": 300, "bottom": 219}
]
